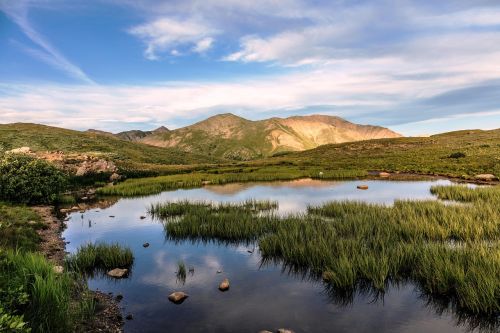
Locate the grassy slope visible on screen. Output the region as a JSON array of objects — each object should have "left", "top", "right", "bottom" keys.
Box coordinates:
[
  {"left": 265, "top": 129, "right": 500, "bottom": 179},
  {"left": 0, "top": 123, "right": 220, "bottom": 166}
]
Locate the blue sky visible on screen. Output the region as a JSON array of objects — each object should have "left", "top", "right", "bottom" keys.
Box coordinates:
[{"left": 1, "top": 0, "right": 500, "bottom": 135}]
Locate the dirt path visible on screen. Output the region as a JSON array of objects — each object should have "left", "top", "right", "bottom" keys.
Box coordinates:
[{"left": 33, "top": 205, "right": 124, "bottom": 333}]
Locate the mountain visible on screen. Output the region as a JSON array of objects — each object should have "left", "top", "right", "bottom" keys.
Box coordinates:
[{"left": 133, "top": 113, "right": 402, "bottom": 160}]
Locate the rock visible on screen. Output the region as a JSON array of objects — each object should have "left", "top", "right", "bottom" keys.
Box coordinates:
[
  {"left": 378, "top": 172, "right": 391, "bottom": 177},
  {"left": 140, "top": 216, "right": 146, "bottom": 219},
  {"left": 6, "top": 146, "right": 31, "bottom": 154},
  {"left": 115, "top": 294, "right": 123, "bottom": 301},
  {"left": 71, "top": 206, "right": 79, "bottom": 210},
  {"left": 247, "top": 250, "right": 253, "bottom": 253},
  {"left": 60, "top": 208, "right": 70, "bottom": 214},
  {"left": 125, "top": 314, "right": 133, "bottom": 320},
  {"left": 322, "top": 271, "right": 334, "bottom": 282},
  {"left": 109, "top": 215, "right": 115, "bottom": 218},
  {"left": 219, "top": 278, "right": 230, "bottom": 291},
  {"left": 53, "top": 265, "right": 64, "bottom": 274},
  {"left": 168, "top": 291, "right": 188, "bottom": 304},
  {"left": 216, "top": 270, "right": 222, "bottom": 274},
  {"left": 81, "top": 196, "right": 88, "bottom": 201},
  {"left": 110, "top": 173, "right": 121, "bottom": 182},
  {"left": 188, "top": 266, "right": 194, "bottom": 273},
  {"left": 28, "top": 220, "right": 37, "bottom": 225},
  {"left": 474, "top": 174, "right": 498, "bottom": 181},
  {"left": 107, "top": 268, "right": 128, "bottom": 279},
  {"left": 202, "top": 180, "right": 211, "bottom": 185},
  {"left": 143, "top": 242, "right": 150, "bottom": 248},
  {"left": 277, "top": 329, "right": 295, "bottom": 333},
  {"left": 259, "top": 331, "right": 273, "bottom": 333},
  {"left": 357, "top": 185, "right": 369, "bottom": 190}
]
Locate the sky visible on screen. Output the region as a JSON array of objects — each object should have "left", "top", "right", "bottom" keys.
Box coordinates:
[{"left": 1, "top": 0, "right": 500, "bottom": 136}]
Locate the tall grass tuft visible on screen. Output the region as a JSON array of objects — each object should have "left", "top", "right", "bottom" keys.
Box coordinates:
[{"left": 65, "top": 243, "right": 134, "bottom": 274}]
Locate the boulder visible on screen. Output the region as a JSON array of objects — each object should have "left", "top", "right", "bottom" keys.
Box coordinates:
[
  {"left": 277, "top": 329, "right": 295, "bottom": 333},
  {"left": 378, "top": 172, "right": 391, "bottom": 177},
  {"left": 219, "top": 278, "right": 230, "bottom": 291},
  {"left": 357, "top": 185, "right": 369, "bottom": 190},
  {"left": 107, "top": 268, "right": 128, "bottom": 278},
  {"left": 202, "top": 180, "right": 211, "bottom": 185},
  {"left": 140, "top": 216, "right": 146, "bottom": 219},
  {"left": 143, "top": 242, "right": 150, "bottom": 248},
  {"left": 168, "top": 291, "right": 188, "bottom": 304},
  {"left": 474, "top": 174, "right": 498, "bottom": 181},
  {"left": 125, "top": 314, "right": 133, "bottom": 320}
]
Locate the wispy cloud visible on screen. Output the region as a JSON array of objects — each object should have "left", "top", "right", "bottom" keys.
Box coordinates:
[
  {"left": 0, "top": 0, "right": 94, "bottom": 84},
  {"left": 128, "top": 17, "right": 217, "bottom": 60}
]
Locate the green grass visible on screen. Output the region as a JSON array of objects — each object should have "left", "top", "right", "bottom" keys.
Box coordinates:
[
  {"left": 151, "top": 185, "right": 500, "bottom": 316},
  {"left": 98, "top": 166, "right": 367, "bottom": 197},
  {"left": 0, "top": 250, "right": 95, "bottom": 333},
  {"left": 65, "top": 243, "right": 134, "bottom": 274},
  {"left": 0, "top": 203, "right": 43, "bottom": 251}
]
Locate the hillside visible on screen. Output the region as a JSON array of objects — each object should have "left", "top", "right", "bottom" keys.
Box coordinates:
[
  {"left": 0, "top": 123, "right": 219, "bottom": 167},
  {"left": 268, "top": 128, "right": 500, "bottom": 179},
  {"left": 134, "top": 113, "right": 401, "bottom": 160}
]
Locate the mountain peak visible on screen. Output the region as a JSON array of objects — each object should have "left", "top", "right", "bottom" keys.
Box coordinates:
[{"left": 153, "top": 126, "right": 170, "bottom": 133}]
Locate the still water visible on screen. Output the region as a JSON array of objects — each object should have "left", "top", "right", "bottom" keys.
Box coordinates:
[{"left": 63, "top": 179, "right": 488, "bottom": 333}]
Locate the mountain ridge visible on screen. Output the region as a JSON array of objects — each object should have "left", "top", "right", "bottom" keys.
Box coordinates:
[{"left": 133, "top": 113, "right": 402, "bottom": 160}]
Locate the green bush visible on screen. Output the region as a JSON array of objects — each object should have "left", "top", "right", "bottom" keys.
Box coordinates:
[{"left": 0, "top": 155, "right": 67, "bottom": 204}]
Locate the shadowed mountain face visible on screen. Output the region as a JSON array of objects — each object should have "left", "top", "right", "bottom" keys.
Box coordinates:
[{"left": 130, "top": 114, "right": 402, "bottom": 160}]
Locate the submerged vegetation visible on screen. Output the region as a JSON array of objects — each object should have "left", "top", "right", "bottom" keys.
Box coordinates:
[{"left": 151, "top": 185, "right": 500, "bottom": 318}]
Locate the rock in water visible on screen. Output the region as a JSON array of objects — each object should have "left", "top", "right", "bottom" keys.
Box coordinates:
[
  {"left": 143, "top": 242, "right": 150, "bottom": 248},
  {"left": 168, "top": 292, "right": 188, "bottom": 304},
  {"left": 357, "top": 185, "right": 369, "bottom": 190},
  {"left": 219, "top": 278, "right": 230, "bottom": 291},
  {"left": 107, "top": 268, "right": 128, "bottom": 278}
]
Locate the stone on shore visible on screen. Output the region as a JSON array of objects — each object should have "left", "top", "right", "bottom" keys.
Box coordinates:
[{"left": 107, "top": 268, "right": 128, "bottom": 278}]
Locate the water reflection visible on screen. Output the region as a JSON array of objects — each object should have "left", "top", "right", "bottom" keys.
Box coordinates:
[{"left": 62, "top": 179, "right": 494, "bottom": 333}]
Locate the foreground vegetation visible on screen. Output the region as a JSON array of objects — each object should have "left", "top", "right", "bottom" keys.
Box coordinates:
[{"left": 151, "top": 185, "right": 500, "bottom": 319}]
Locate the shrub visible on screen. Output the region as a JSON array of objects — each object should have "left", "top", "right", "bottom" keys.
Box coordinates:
[
  {"left": 448, "top": 152, "right": 466, "bottom": 159},
  {"left": 0, "top": 155, "right": 67, "bottom": 204}
]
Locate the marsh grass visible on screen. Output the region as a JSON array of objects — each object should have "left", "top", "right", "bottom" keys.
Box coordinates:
[
  {"left": 97, "top": 167, "right": 367, "bottom": 197},
  {"left": 0, "top": 250, "right": 75, "bottom": 333},
  {"left": 65, "top": 243, "right": 134, "bottom": 274},
  {"left": 151, "top": 185, "right": 500, "bottom": 316},
  {"left": 176, "top": 261, "right": 187, "bottom": 284}
]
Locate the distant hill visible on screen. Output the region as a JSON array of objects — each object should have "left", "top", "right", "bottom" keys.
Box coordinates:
[
  {"left": 0, "top": 123, "right": 219, "bottom": 166},
  {"left": 125, "top": 113, "right": 401, "bottom": 160}
]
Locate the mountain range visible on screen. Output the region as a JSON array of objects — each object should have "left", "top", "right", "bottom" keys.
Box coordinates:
[{"left": 91, "top": 113, "right": 401, "bottom": 160}]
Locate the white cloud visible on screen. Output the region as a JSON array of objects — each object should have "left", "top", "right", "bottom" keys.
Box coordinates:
[
  {"left": 129, "top": 17, "right": 216, "bottom": 60},
  {"left": 193, "top": 37, "right": 214, "bottom": 53},
  {"left": 0, "top": 0, "right": 94, "bottom": 84}
]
